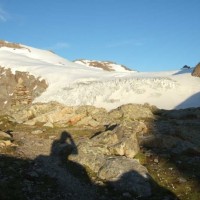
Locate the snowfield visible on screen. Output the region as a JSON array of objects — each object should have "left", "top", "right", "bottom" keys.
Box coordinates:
[{"left": 0, "top": 43, "right": 200, "bottom": 110}]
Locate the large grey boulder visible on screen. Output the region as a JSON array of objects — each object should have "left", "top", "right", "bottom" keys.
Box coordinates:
[{"left": 98, "top": 157, "right": 151, "bottom": 197}]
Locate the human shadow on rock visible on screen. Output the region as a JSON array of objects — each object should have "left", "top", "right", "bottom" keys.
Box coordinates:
[
  {"left": 0, "top": 131, "right": 180, "bottom": 200},
  {"left": 49, "top": 131, "right": 179, "bottom": 200},
  {"left": 50, "top": 131, "right": 91, "bottom": 183}
]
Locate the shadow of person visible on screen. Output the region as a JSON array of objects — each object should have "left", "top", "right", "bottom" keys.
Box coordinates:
[
  {"left": 50, "top": 131, "right": 91, "bottom": 183},
  {"left": 50, "top": 131, "right": 78, "bottom": 163}
]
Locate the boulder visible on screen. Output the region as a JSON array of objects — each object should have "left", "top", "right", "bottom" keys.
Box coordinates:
[
  {"left": 109, "top": 104, "right": 155, "bottom": 122},
  {"left": 69, "top": 139, "right": 108, "bottom": 173},
  {"left": 98, "top": 157, "right": 151, "bottom": 197},
  {"left": 92, "top": 123, "right": 145, "bottom": 158}
]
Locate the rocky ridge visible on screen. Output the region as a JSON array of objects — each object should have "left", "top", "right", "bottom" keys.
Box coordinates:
[{"left": 74, "top": 59, "right": 133, "bottom": 72}]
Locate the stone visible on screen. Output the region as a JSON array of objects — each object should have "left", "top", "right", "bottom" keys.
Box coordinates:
[
  {"left": 0, "top": 140, "right": 12, "bottom": 147},
  {"left": 43, "top": 122, "right": 54, "bottom": 128},
  {"left": 68, "top": 114, "right": 83, "bottom": 125},
  {"left": 24, "top": 120, "right": 36, "bottom": 126},
  {"left": 76, "top": 116, "right": 100, "bottom": 127},
  {"left": 0, "top": 131, "right": 11, "bottom": 139},
  {"left": 98, "top": 157, "right": 151, "bottom": 197},
  {"left": 69, "top": 139, "right": 108, "bottom": 174}
]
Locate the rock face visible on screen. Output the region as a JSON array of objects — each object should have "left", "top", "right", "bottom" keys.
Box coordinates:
[
  {"left": 0, "top": 67, "right": 48, "bottom": 112},
  {"left": 192, "top": 63, "right": 200, "bottom": 77}
]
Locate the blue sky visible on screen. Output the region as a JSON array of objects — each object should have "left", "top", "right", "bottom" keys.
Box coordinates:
[{"left": 0, "top": 0, "right": 200, "bottom": 72}]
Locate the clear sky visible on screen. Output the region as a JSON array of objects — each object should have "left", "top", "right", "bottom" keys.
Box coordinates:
[{"left": 0, "top": 0, "right": 200, "bottom": 72}]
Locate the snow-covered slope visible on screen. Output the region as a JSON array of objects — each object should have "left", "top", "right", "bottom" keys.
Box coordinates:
[
  {"left": 74, "top": 59, "right": 133, "bottom": 72},
  {"left": 0, "top": 41, "right": 200, "bottom": 110}
]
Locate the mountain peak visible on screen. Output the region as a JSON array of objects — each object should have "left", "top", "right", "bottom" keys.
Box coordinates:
[{"left": 74, "top": 59, "right": 133, "bottom": 72}]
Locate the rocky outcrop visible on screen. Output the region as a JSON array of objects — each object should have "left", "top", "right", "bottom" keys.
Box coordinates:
[
  {"left": 109, "top": 103, "right": 156, "bottom": 122},
  {"left": 74, "top": 59, "right": 133, "bottom": 72},
  {"left": 8, "top": 102, "right": 111, "bottom": 127},
  {"left": 68, "top": 123, "right": 150, "bottom": 197},
  {"left": 0, "top": 67, "right": 48, "bottom": 112},
  {"left": 7, "top": 103, "right": 155, "bottom": 129},
  {"left": 0, "top": 40, "right": 23, "bottom": 49},
  {"left": 192, "top": 62, "right": 200, "bottom": 77}
]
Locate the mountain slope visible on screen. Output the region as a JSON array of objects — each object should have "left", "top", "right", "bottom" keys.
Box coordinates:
[
  {"left": 74, "top": 59, "right": 133, "bottom": 72},
  {"left": 0, "top": 41, "right": 200, "bottom": 110}
]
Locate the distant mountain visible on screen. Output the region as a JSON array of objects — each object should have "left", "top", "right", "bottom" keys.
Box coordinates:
[
  {"left": 0, "top": 40, "right": 200, "bottom": 110},
  {"left": 74, "top": 59, "right": 134, "bottom": 72}
]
